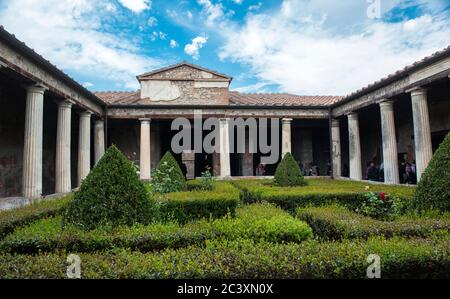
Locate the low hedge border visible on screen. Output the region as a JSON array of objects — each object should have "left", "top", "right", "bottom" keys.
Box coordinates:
[
  {"left": 0, "top": 204, "right": 312, "bottom": 254},
  {"left": 0, "top": 236, "right": 448, "bottom": 278},
  {"left": 0, "top": 195, "right": 72, "bottom": 240},
  {"left": 296, "top": 205, "right": 450, "bottom": 240},
  {"left": 158, "top": 182, "right": 240, "bottom": 224}
]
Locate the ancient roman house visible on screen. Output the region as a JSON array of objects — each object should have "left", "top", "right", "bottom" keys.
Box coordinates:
[{"left": 1, "top": 26, "right": 449, "bottom": 203}]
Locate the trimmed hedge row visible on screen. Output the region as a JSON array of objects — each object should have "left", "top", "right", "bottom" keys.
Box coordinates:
[
  {"left": 159, "top": 182, "right": 240, "bottom": 223},
  {"left": 0, "top": 204, "right": 312, "bottom": 254},
  {"left": 296, "top": 205, "right": 450, "bottom": 240},
  {"left": 0, "top": 236, "right": 448, "bottom": 278},
  {"left": 0, "top": 195, "right": 72, "bottom": 240},
  {"left": 235, "top": 183, "right": 414, "bottom": 213}
]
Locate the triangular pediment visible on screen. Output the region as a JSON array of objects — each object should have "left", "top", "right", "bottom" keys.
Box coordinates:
[{"left": 137, "top": 62, "right": 232, "bottom": 81}]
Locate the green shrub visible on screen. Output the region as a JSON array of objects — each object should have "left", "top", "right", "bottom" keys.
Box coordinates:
[
  {"left": 357, "top": 192, "right": 409, "bottom": 220},
  {"left": 159, "top": 182, "right": 240, "bottom": 224},
  {"left": 296, "top": 205, "right": 450, "bottom": 240},
  {"left": 0, "top": 236, "right": 448, "bottom": 278},
  {"left": 0, "top": 204, "right": 311, "bottom": 254},
  {"left": 274, "top": 153, "right": 306, "bottom": 187},
  {"left": 152, "top": 151, "right": 187, "bottom": 194},
  {"left": 413, "top": 132, "right": 450, "bottom": 212},
  {"left": 62, "top": 145, "right": 156, "bottom": 230},
  {"left": 0, "top": 195, "right": 72, "bottom": 240}
]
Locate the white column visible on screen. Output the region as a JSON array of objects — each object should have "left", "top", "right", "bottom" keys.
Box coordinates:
[
  {"left": 411, "top": 88, "right": 432, "bottom": 182},
  {"left": 77, "top": 111, "right": 92, "bottom": 186},
  {"left": 140, "top": 119, "right": 151, "bottom": 180},
  {"left": 55, "top": 100, "right": 72, "bottom": 193},
  {"left": 281, "top": 118, "right": 292, "bottom": 158},
  {"left": 379, "top": 100, "right": 399, "bottom": 184},
  {"left": 22, "top": 84, "right": 46, "bottom": 199},
  {"left": 94, "top": 120, "right": 105, "bottom": 164},
  {"left": 348, "top": 112, "right": 362, "bottom": 180},
  {"left": 219, "top": 118, "right": 231, "bottom": 177},
  {"left": 331, "top": 119, "right": 341, "bottom": 178}
]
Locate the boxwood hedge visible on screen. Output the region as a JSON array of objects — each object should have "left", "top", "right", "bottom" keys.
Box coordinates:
[
  {"left": 158, "top": 182, "right": 240, "bottom": 223},
  {"left": 0, "top": 204, "right": 312, "bottom": 254},
  {"left": 0, "top": 194, "right": 72, "bottom": 240},
  {"left": 0, "top": 236, "right": 448, "bottom": 279},
  {"left": 296, "top": 205, "right": 450, "bottom": 240}
]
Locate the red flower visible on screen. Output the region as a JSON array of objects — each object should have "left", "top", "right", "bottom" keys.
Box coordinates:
[{"left": 380, "top": 192, "right": 386, "bottom": 201}]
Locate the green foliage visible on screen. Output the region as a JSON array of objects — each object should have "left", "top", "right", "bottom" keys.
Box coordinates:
[
  {"left": 152, "top": 151, "right": 187, "bottom": 193},
  {"left": 357, "top": 192, "right": 408, "bottom": 220},
  {"left": 233, "top": 179, "right": 413, "bottom": 213},
  {"left": 62, "top": 145, "right": 156, "bottom": 230},
  {"left": 0, "top": 204, "right": 311, "bottom": 254},
  {"left": 413, "top": 132, "right": 450, "bottom": 212},
  {"left": 274, "top": 153, "right": 306, "bottom": 187},
  {"left": 0, "top": 236, "right": 448, "bottom": 278},
  {"left": 159, "top": 182, "right": 240, "bottom": 224},
  {"left": 296, "top": 205, "right": 450, "bottom": 240},
  {"left": 0, "top": 195, "right": 72, "bottom": 240}
]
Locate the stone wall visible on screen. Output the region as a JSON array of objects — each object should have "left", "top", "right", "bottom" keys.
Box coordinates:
[{"left": 139, "top": 65, "right": 230, "bottom": 106}]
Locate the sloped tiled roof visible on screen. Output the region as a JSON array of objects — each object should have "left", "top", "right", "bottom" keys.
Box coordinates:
[
  {"left": 95, "top": 90, "right": 342, "bottom": 107},
  {"left": 229, "top": 91, "right": 342, "bottom": 107}
]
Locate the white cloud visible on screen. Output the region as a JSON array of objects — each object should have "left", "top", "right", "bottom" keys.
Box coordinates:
[
  {"left": 248, "top": 2, "right": 262, "bottom": 11},
  {"left": 0, "top": 0, "right": 162, "bottom": 90},
  {"left": 197, "top": 0, "right": 225, "bottom": 25},
  {"left": 170, "top": 39, "right": 179, "bottom": 48},
  {"left": 186, "top": 11, "right": 193, "bottom": 20},
  {"left": 184, "top": 36, "right": 208, "bottom": 60},
  {"left": 118, "top": 0, "right": 151, "bottom": 13},
  {"left": 232, "top": 82, "right": 271, "bottom": 93},
  {"left": 82, "top": 82, "right": 94, "bottom": 88},
  {"left": 217, "top": 0, "right": 450, "bottom": 95},
  {"left": 147, "top": 16, "right": 158, "bottom": 27},
  {"left": 233, "top": 0, "right": 243, "bottom": 4}
]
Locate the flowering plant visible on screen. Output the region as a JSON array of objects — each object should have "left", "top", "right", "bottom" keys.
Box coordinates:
[{"left": 357, "top": 191, "right": 402, "bottom": 220}]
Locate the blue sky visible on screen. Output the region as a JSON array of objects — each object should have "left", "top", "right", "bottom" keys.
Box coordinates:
[{"left": 0, "top": 0, "right": 449, "bottom": 95}]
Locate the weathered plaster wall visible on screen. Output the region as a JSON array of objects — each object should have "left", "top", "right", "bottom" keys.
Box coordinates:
[{"left": 139, "top": 65, "right": 230, "bottom": 105}]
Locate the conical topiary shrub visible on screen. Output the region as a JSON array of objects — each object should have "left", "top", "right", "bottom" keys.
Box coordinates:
[
  {"left": 273, "top": 153, "right": 307, "bottom": 187},
  {"left": 62, "top": 145, "right": 156, "bottom": 230},
  {"left": 413, "top": 132, "right": 450, "bottom": 212},
  {"left": 152, "top": 151, "right": 187, "bottom": 193}
]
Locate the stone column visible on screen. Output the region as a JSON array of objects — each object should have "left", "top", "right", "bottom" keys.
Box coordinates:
[
  {"left": 331, "top": 119, "right": 341, "bottom": 178},
  {"left": 77, "top": 111, "right": 92, "bottom": 186},
  {"left": 219, "top": 118, "right": 231, "bottom": 177},
  {"left": 140, "top": 119, "right": 151, "bottom": 180},
  {"left": 379, "top": 100, "right": 399, "bottom": 184},
  {"left": 410, "top": 88, "right": 432, "bottom": 182},
  {"left": 348, "top": 112, "right": 362, "bottom": 180},
  {"left": 55, "top": 100, "right": 72, "bottom": 193},
  {"left": 281, "top": 118, "right": 292, "bottom": 158},
  {"left": 94, "top": 120, "right": 105, "bottom": 164},
  {"left": 22, "top": 84, "right": 46, "bottom": 199}
]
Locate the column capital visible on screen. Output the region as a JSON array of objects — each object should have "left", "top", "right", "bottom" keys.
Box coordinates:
[
  {"left": 79, "top": 110, "right": 93, "bottom": 117},
  {"left": 25, "top": 84, "right": 47, "bottom": 95},
  {"left": 139, "top": 118, "right": 151, "bottom": 123},
  {"left": 57, "top": 100, "right": 73, "bottom": 109},
  {"left": 407, "top": 86, "right": 427, "bottom": 96},
  {"left": 219, "top": 118, "right": 230, "bottom": 123},
  {"left": 379, "top": 100, "right": 395, "bottom": 110},
  {"left": 281, "top": 118, "right": 293, "bottom": 123},
  {"left": 94, "top": 119, "right": 104, "bottom": 125},
  {"left": 331, "top": 118, "right": 340, "bottom": 127},
  {"left": 347, "top": 112, "right": 358, "bottom": 120}
]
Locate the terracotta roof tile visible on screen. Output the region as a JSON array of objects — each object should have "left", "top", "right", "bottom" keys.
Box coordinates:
[{"left": 229, "top": 91, "right": 342, "bottom": 107}]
